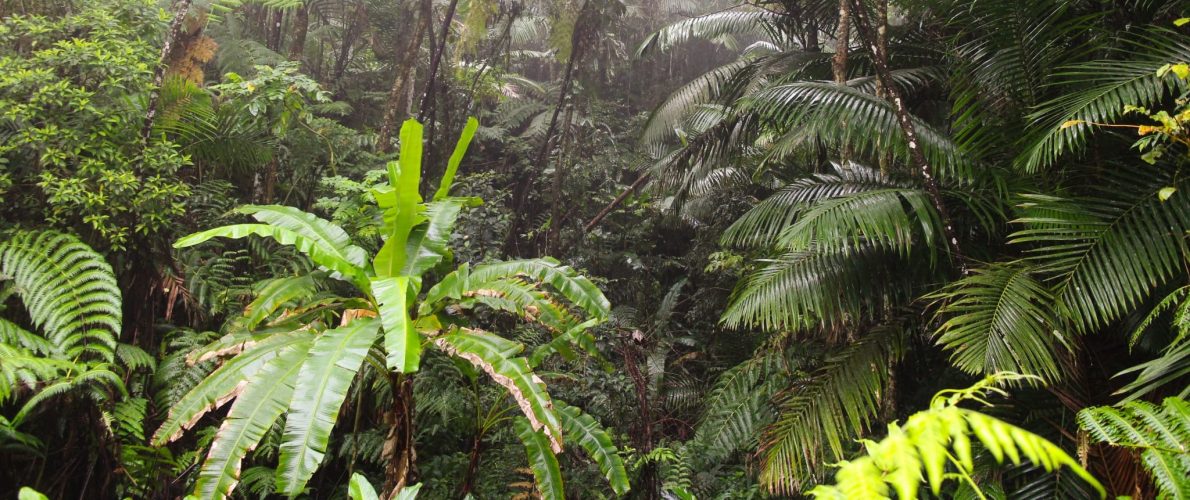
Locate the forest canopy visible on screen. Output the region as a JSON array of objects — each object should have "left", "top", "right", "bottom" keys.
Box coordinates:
[{"left": 0, "top": 0, "right": 1188, "bottom": 498}]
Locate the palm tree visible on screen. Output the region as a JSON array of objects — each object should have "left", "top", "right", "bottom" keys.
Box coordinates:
[{"left": 641, "top": 0, "right": 1190, "bottom": 495}]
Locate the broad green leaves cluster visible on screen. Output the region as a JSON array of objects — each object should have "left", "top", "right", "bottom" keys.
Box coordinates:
[{"left": 161, "top": 118, "right": 627, "bottom": 498}]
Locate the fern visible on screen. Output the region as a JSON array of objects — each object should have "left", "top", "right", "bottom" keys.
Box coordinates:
[
  {"left": 1078, "top": 398, "right": 1190, "bottom": 499},
  {"left": 0, "top": 230, "right": 121, "bottom": 361},
  {"left": 811, "top": 374, "right": 1105, "bottom": 500}
]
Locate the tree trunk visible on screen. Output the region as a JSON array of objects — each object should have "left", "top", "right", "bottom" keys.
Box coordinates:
[
  {"left": 288, "top": 4, "right": 308, "bottom": 62},
  {"left": 545, "top": 104, "right": 576, "bottom": 253},
  {"left": 849, "top": 0, "right": 966, "bottom": 268},
  {"left": 140, "top": 0, "right": 192, "bottom": 146},
  {"left": 505, "top": 0, "right": 592, "bottom": 256},
  {"left": 832, "top": 0, "right": 850, "bottom": 84},
  {"left": 377, "top": 0, "right": 432, "bottom": 153},
  {"left": 267, "top": 8, "right": 284, "bottom": 52},
  {"left": 332, "top": 3, "right": 368, "bottom": 85}
]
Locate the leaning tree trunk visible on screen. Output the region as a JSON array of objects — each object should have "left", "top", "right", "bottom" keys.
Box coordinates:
[
  {"left": 849, "top": 0, "right": 966, "bottom": 268},
  {"left": 377, "top": 0, "right": 432, "bottom": 153},
  {"left": 141, "top": 0, "right": 191, "bottom": 146}
]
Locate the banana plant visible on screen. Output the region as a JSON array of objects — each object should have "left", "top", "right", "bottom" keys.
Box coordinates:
[{"left": 155, "top": 118, "right": 629, "bottom": 499}]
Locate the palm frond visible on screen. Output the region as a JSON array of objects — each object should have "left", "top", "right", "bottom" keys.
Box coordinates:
[
  {"left": 760, "top": 326, "right": 905, "bottom": 494},
  {"left": 929, "top": 263, "right": 1067, "bottom": 382}
]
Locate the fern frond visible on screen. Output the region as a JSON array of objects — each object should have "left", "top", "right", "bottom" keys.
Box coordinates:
[
  {"left": 0, "top": 230, "right": 121, "bottom": 361},
  {"left": 1078, "top": 398, "right": 1189, "bottom": 499}
]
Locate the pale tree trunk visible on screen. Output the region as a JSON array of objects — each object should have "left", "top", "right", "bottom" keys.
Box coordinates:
[
  {"left": 377, "top": 0, "right": 432, "bottom": 153},
  {"left": 141, "top": 0, "right": 192, "bottom": 146},
  {"left": 288, "top": 4, "right": 308, "bottom": 62},
  {"left": 848, "top": 0, "right": 966, "bottom": 267},
  {"left": 833, "top": 0, "right": 851, "bottom": 163}
]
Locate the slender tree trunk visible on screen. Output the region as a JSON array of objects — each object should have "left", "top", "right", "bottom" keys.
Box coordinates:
[
  {"left": 377, "top": 0, "right": 432, "bottom": 153},
  {"left": 332, "top": 3, "right": 367, "bottom": 85},
  {"left": 874, "top": 0, "right": 893, "bottom": 175},
  {"left": 288, "top": 4, "right": 308, "bottom": 61},
  {"left": 546, "top": 104, "right": 576, "bottom": 253},
  {"left": 584, "top": 172, "right": 651, "bottom": 232},
  {"left": 140, "top": 0, "right": 191, "bottom": 146},
  {"left": 833, "top": 0, "right": 851, "bottom": 163},
  {"left": 505, "top": 0, "right": 592, "bottom": 255},
  {"left": 849, "top": 0, "right": 966, "bottom": 268},
  {"left": 832, "top": 0, "right": 850, "bottom": 84}
]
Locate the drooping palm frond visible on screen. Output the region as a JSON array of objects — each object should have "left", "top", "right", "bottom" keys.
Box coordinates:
[
  {"left": 1016, "top": 31, "right": 1190, "bottom": 172},
  {"left": 723, "top": 163, "right": 895, "bottom": 248},
  {"left": 721, "top": 245, "right": 922, "bottom": 332},
  {"left": 0, "top": 230, "right": 121, "bottom": 361},
  {"left": 636, "top": 10, "right": 784, "bottom": 56},
  {"left": 748, "top": 82, "right": 972, "bottom": 181},
  {"left": 516, "top": 416, "right": 565, "bottom": 499},
  {"left": 760, "top": 326, "right": 905, "bottom": 494},
  {"left": 1011, "top": 165, "right": 1190, "bottom": 333},
  {"left": 691, "top": 349, "right": 790, "bottom": 464},
  {"left": 929, "top": 263, "right": 1067, "bottom": 382}
]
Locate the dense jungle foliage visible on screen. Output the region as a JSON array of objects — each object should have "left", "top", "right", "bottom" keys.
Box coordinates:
[{"left": 0, "top": 0, "right": 1188, "bottom": 498}]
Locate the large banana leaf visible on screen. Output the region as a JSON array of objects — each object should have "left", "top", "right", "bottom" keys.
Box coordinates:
[
  {"left": 373, "top": 119, "right": 425, "bottom": 278},
  {"left": 237, "top": 205, "right": 368, "bottom": 268},
  {"left": 435, "top": 328, "right": 562, "bottom": 451},
  {"left": 193, "top": 338, "right": 312, "bottom": 499},
  {"left": 372, "top": 277, "right": 420, "bottom": 372},
  {"left": 276, "top": 318, "right": 382, "bottom": 496},
  {"left": 556, "top": 401, "right": 630, "bottom": 495},
  {"left": 433, "top": 116, "right": 478, "bottom": 201},
  {"left": 515, "top": 417, "right": 565, "bottom": 500},
  {"left": 398, "top": 199, "right": 468, "bottom": 278},
  {"left": 469, "top": 258, "right": 610, "bottom": 320},
  {"left": 243, "top": 273, "right": 321, "bottom": 329},
  {"left": 175, "top": 224, "right": 368, "bottom": 288},
  {"left": 153, "top": 331, "right": 308, "bottom": 445}
]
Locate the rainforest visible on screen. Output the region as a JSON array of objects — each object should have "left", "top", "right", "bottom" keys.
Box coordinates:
[{"left": 0, "top": 0, "right": 1188, "bottom": 498}]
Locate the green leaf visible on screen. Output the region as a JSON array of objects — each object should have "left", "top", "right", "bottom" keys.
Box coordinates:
[
  {"left": 372, "top": 277, "right": 420, "bottom": 372},
  {"left": 515, "top": 417, "right": 565, "bottom": 500},
  {"left": 555, "top": 401, "right": 630, "bottom": 495},
  {"left": 348, "top": 473, "right": 378, "bottom": 500},
  {"left": 433, "top": 117, "right": 479, "bottom": 201},
  {"left": 469, "top": 258, "right": 611, "bottom": 320},
  {"left": 152, "top": 330, "right": 309, "bottom": 445},
  {"left": 0, "top": 231, "right": 121, "bottom": 361},
  {"left": 18, "top": 487, "right": 48, "bottom": 500},
  {"left": 276, "top": 318, "right": 382, "bottom": 496},
  {"left": 243, "top": 273, "right": 321, "bottom": 329},
  {"left": 929, "top": 263, "right": 1066, "bottom": 381},
  {"left": 236, "top": 205, "right": 368, "bottom": 268},
  {"left": 392, "top": 483, "right": 423, "bottom": 500},
  {"left": 398, "top": 199, "right": 467, "bottom": 278},
  {"left": 194, "top": 338, "right": 312, "bottom": 499},
  {"left": 435, "top": 329, "right": 562, "bottom": 451},
  {"left": 175, "top": 224, "right": 368, "bottom": 288}
]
